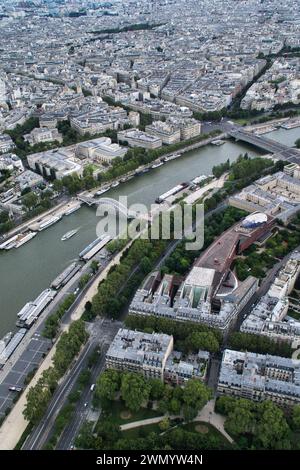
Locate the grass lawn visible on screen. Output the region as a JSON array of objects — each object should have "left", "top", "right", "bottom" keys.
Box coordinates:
[
  {"left": 99, "top": 400, "right": 162, "bottom": 426},
  {"left": 179, "top": 421, "right": 232, "bottom": 445},
  {"left": 233, "top": 118, "right": 250, "bottom": 126},
  {"left": 288, "top": 309, "right": 300, "bottom": 321},
  {"left": 120, "top": 423, "right": 162, "bottom": 439}
]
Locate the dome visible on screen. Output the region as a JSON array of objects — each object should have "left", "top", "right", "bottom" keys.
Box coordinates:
[{"left": 242, "top": 212, "right": 268, "bottom": 229}]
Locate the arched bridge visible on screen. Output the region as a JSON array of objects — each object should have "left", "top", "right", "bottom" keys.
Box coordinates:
[{"left": 78, "top": 195, "right": 141, "bottom": 219}]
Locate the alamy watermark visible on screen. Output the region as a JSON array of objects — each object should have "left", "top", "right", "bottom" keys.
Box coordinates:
[{"left": 95, "top": 196, "right": 205, "bottom": 251}]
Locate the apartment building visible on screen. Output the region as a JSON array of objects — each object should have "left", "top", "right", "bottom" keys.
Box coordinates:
[
  {"left": 240, "top": 251, "right": 300, "bottom": 347},
  {"left": 117, "top": 128, "right": 162, "bottom": 149},
  {"left": 218, "top": 349, "right": 300, "bottom": 408},
  {"left": 145, "top": 121, "right": 181, "bottom": 145},
  {"left": 106, "top": 328, "right": 209, "bottom": 383}
]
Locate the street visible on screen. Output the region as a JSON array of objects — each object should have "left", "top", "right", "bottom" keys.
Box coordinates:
[{"left": 22, "top": 318, "right": 122, "bottom": 450}]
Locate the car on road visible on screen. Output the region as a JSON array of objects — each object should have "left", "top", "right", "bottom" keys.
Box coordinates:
[
  {"left": 90, "top": 384, "right": 95, "bottom": 392},
  {"left": 74, "top": 287, "right": 79, "bottom": 294},
  {"left": 84, "top": 402, "right": 88, "bottom": 407},
  {"left": 9, "top": 386, "right": 22, "bottom": 392}
]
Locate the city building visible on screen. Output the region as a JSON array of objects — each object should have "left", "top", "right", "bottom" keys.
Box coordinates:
[
  {"left": 0, "top": 153, "right": 23, "bottom": 173},
  {"left": 15, "top": 169, "right": 44, "bottom": 191},
  {"left": 0, "top": 133, "right": 15, "bottom": 154},
  {"left": 117, "top": 128, "right": 162, "bottom": 149},
  {"left": 145, "top": 121, "right": 181, "bottom": 145},
  {"left": 229, "top": 167, "right": 300, "bottom": 225},
  {"left": 240, "top": 251, "right": 300, "bottom": 348},
  {"left": 75, "top": 137, "right": 127, "bottom": 162},
  {"left": 218, "top": 349, "right": 300, "bottom": 408},
  {"left": 129, "top": 213, "right": 273, "bottom": 333},
  {"left": 24, "top": 127, "right": 63, "bottom": 145},
  {"left": 105, "top": 328, "right": 174, "bottom": 380},
  {"left": 106, "top": 328, "right": 209, "bottom": 383},
  {"left": 27, "top": 148, "right": 83, "bottom": 180}
]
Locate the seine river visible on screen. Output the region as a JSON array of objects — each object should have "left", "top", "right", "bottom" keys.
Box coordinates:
[{"left": 0, "top": 127, "right": 299, "bottom": 337}]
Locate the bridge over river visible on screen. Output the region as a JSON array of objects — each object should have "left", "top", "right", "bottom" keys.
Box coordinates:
[{"left": 227, "top": 127, "right": 300, "bottom": 163}]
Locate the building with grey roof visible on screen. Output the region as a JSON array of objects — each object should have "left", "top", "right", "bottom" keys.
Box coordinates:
[
  {"left": 129, "top": 266, "right": 258, "bottom": 333},
  {"left": 27, "top": 148, "right": 83, "bottom": 180},
  {"left": 229, "top": 166, "right": 300, "bottom": 225},
  {"left": 218, "top": 349, "right": 300, "bottom": 408},
  {"left": 240, "top": 251, "right": 300, "bottom": 347},
  {"left": 117, "top": 128, "right": 162, "bottom": 149},
  {"left": 75, "top": 137, "right": 127, "bottom": 162},
  {"left": 106, "top": 328, "right": 210, "bottom": 383}
]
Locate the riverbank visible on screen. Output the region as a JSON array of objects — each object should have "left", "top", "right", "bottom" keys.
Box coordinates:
[{"left": 0, "top": 127, "right": 288, "bottom": 338}]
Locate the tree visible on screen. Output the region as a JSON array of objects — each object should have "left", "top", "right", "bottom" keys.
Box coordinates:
[
  {"left": 225, "top": 399, "right": 255, "bottom": 437},
  {"left": 53, "top": 179, "right": 63, "bottom": 193},
  {"left": 292, "top": 404, "right": 300, "bottom": 430},
  {"left": 23, "top": 377, "right": 52, "bottom": 424},
  {"left": 149, "top": 378, "right": 165, "bottom": 400},
  {"left": 182, "top": 380, "right": 212, "bottom": 419},
  {"left": 182, "top": 404, "right": 198, "bottom": 422},
  {"left": 121, "top": 372, "right": 150, "bottom": 412},
  {"left": 79, "top": 273, "right": 90, "bottom": 289},
  {"left": 159, "top": 417, "right": 170, "bottom": 431},
  {"left": 75, "top": 421, "right": 103, "bottom": 449},
  {"left": 254, "top": 401, "right": 291, "bottom": 449},
  {"left": 94, "top": 370, "right": 121, "bottom": 405},
  {"left": 187, "top": 331, "right": 219, "bottom": 353},
  {"left": 22, "top": 191, "right": 38, "bottom": 211},
  {"left": 90, "top": 260, "right": 99, "bottom": 274},
  {"left": 140, "top": 256, "right": 152, "bottom": 274}
]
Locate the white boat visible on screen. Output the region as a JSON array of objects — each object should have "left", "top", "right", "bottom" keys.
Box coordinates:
[
  {"left": 38, "top": 215, "right": 61, "bottom": 231},
  {"left": 211, "top": 139, "right": 225, "bottom": 146},
  {"left": 61, "top": 229, "right": 78, "bottom": 241},
  {"left": 64, "top": 203, "right": 81, "bottom": 215},
  {"left": 165, "top": 153, "right": 181, "bottom": 162},
  {"left": 0, "top": 234, "right": 18, "bottom": 250},
  {"left": 95, "top": 187, "right": 110, "bottom": 196},
  {"left": 111, "top": 181, "right": 120, "bottom": 188},
  {"left": 14, "top": 232, "right": 37, "bottom": 248},
  {"left": 151, "top": 162, "right": 164, "bottom": 169},
  {"left": 281, "top": 121, "right": 300, "bottom": 130}
]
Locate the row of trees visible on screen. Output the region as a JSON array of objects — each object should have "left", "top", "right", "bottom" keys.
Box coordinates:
[
  {"left": 57, "top": 129, "right": 220, "bottom": 195},
  {"left": 43, "top": 293, "right": 76, "bottom": 339},
  {"left": 227, "top": 332, "right": 292, "bottom": 357},
  {"left": 216, "top": 396, "right": 300, "bottom": 450},
  {"left": 95, "top": 369, "right": 212, "bottom": 422},
  {"left": 23, "top": 320, "right": 88, "bottom": 424},
  {"left": 0, "top": 210, "right": 14, "bottom": 235},
  {"left": 212, "top": 154, "right": 273, "bottom": 179},
  {"left": 90, "top": 238, "right": 167, "bottom": 319},
  {"left": 125, "top": 314, "right": 222, "bottom": 354},
  {"left": 43, "top": 368, "right": 93, "bottom": 449},
  {"left": 162, "top": 206, "right": 247, "bottom": 276}
]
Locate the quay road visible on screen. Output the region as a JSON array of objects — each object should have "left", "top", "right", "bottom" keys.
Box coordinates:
[
  {"left": 0, "top": 253, "right": 110, "bottom": 420},
  {"left": 23, "top": 319, "right": 122, "bottom": 450},
  {"left": 56, "top": 320, "right": 123, "bottom": 451}
]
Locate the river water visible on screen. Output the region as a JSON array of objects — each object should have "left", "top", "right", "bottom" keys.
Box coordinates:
[{"left": 0, "top": 127, "right": 299, "bottom": 336}]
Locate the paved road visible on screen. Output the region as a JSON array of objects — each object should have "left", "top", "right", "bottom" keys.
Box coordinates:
[
  {"left": 22, "top": 318, "right": 121, "bottom": 450},
  {"left": 0, "top": 254, "right": 110, "bottom": 419},
  {"left": 56, "top": 320, "right": 122, "bottom": 450}
]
